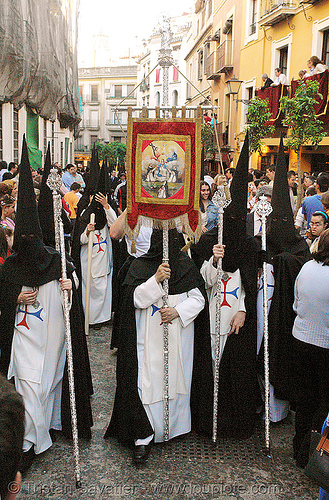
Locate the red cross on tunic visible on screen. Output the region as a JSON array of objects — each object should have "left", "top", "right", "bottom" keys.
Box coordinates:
[
  {"left": 17, "top": 305, "right": 44, "bottom": 330},
  {"left": 93, "top": 234, "right": 107, "bottom": 253},
  {"left": 220, "top": 277, "right": 240, "bottom": 308}
]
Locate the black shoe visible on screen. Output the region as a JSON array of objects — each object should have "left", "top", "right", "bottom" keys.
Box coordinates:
[
  {"left": 132, "top": 443, "right": 151, "bottom": 465},
  {"left": 49, "top": 429, "right": 61, "bottom": 442},
  {"left": 91, "top": 324, "right": 102, "bottom": 330},
  {"left": 19, "top": 447, "right": 35, "bottom": 474}
]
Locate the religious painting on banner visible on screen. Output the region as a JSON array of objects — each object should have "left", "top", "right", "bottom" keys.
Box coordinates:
[{"left": 125, "top": 107, "right": 202, "bottom": 247}]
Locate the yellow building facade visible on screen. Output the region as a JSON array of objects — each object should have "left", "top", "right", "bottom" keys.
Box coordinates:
[{"left": 238, "top": 0, "right": 329, "bottom": 174}]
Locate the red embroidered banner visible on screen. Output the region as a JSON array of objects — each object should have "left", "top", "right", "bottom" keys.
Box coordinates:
[{"left": 126, "top": 111, "right": 201, "bottom": 234}]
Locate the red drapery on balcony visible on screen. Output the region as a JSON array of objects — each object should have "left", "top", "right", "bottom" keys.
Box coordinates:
[
  {"left": 290, "top": 70, "right": 329, "bottom": 123},
  {"left": 255, "top": 84, "right": 288, "bottom": 126}
]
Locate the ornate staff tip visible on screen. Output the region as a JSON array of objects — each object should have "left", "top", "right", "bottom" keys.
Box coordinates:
[{"left": 46, "top": 167, "right": 62, "bottom": 192}]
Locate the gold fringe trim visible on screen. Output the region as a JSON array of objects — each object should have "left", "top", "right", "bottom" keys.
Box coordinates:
[{"left": 124, "top": 213, "right": 202, "bottom": 252}]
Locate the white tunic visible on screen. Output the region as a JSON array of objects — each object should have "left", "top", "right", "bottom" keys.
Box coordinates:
[
  {"left": 133, "top": 275, "right": 205, "bottom": 443},
  {"left": 80, "top": 206, "right": 117, "bottom": 325},
  {"left": 200, "top": 257, "right": 246, "bottom": 370},
  {"left": 257, "top": 263, "right": 289, "bottom": 422},
  {"left": 8, "top": 280, "right": 69, "bottom": 454}
]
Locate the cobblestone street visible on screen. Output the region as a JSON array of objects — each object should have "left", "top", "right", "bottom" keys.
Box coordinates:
[{"left": 19, "top": 326, "right": 319, "bottom": 500}]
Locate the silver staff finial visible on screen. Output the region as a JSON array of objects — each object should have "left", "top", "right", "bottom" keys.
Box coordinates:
[
  {"left": 46, "top": 167, "right": 62, "bottom": 192},
  {"left": 255, "top": 194, "right": 273, "bottom": 218}
]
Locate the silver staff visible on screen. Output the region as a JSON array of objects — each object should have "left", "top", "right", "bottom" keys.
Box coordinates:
[
  {"left": 255, "top": 194, "right": 273, "bottom": 457},
  {"left": 211, "top": 183, "right": 231, "bottom": 443},
  {"left": 47, "top": 168, "right": 82, "bottom": 488},
  {"left": 162, "top": 220, "right": 170, "bottom": 441}
]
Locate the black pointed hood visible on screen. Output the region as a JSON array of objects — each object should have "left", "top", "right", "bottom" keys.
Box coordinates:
[
  {"left": 80, "top": 160, "right": 110, "bottom": 230},
  {"left": 37, "top": 144, "right": 73, "bottom": 249},
  {"left": 222, "top": 132, "right": 249, "bottom": 271},
  {"left": 266, "top": 137, "right": 306, "bottom": 258},
  {"left": 191, "top": 134, "right": 250, "bottom": 272},
  {"left": 76, "top": 145, "right": 100, "bottom": 219},
  {"left": 87, "top": 145, "right": 101, "bottom": 194},
  {"left": 13, "top": 135, "right": 43, "bottom": 245},
  {"left": 0, "top": 136, "right": 61, "bottom": 287},
  {"left": 38, "top": 143, "right": 55, "bottom": 247}
]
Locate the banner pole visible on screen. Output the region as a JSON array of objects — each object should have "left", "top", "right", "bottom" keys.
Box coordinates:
[{"left": 162, "top": 220, "right": 170, "bottom": 441}]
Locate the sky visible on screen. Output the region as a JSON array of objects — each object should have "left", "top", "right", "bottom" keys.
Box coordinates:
[{"left": 78, "top": 0, "right": 193, "bottom": 66}]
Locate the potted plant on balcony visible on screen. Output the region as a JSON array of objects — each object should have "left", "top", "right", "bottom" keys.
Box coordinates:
[
  {"left": 245, "top": 96, "right": 275, "bottom": 156},
  {"left": 281, "top": 79, "right": 325, "bottom": 213}
]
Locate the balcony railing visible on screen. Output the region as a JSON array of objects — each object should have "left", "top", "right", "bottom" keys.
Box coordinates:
[
  {"left": 105, "top": 120, "right": 128, "bottom": 126},
  {"left": 84, "top": 95, "right": 100, "bottom": 104},
  {"left": 85, "top": 120, "right": 100, "bottom": 129},
  {"left": 206, "top": 51, "right": 221, "bottom": 80},
  {"left": 205, "top": 52, "right": 215, "bottom": 79},
  {"left": 255, "top": 84, "right": 289, "bottom": 126},
  {"left": 259, "top": 0, "right": 297, "bottom": 26},
  {"left": 75, "top": 145, "right": 89, "bottom": 152},
  {"left": 216, "top": 40, "right": 234, "bottom": 74},
  {"left": 105, "top": 94, "right": 136, "bottom": 100}
]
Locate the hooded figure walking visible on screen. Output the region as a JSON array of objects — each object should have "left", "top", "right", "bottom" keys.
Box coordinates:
[
  {"left": 257, "top": 138, "right": 311, "bottom": 423},
  {"left": 71, "top": 161, "right": 117, "bottom": 328},
  {"left": 191, "top": 133, "right": 260, "bottom": 438},
  {"left": 0, "top": 137, "right": 92, "bottom": 471},
  {"left": 105, "top": 228, "right": 213, "bottom": 464}
]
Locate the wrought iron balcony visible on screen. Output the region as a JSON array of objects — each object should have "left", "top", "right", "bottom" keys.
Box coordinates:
[
  {"left": 84, "top": 95, "right": 100, "bottom": 104},
  {"left": 105, "top": 120, "right": 128, "bottom": 127},
  {"left": 216, "top": 40, "right": 234, "bottom": 74},
  {"left": 105, "top": 94, "right": 136, "bottom": 100},
  {"left": 205, "top": 51, "right": 218, "bottom": 80},
  {"left": 85, "top": 120, "right": 100, "bottom": 130},
  {"left": 259, "top": 0, "right": 297, "bottom": 27}
]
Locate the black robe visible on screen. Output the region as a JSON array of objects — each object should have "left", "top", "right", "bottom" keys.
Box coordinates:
[
  {"left": 258, "top": 241, "right": 311, "bottom": 402},
  {"left": 191, "top": 230, "right": 260, "bottom": 438},
  {"left": 104, "top": 238, "right": 214, "bottom": 443},
  {"left": 0, "top": 264, "right": 93, "bottom": 440}
]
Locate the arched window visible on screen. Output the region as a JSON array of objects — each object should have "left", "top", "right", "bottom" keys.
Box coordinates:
[{"left": 155, "top": 91, "right": 160, "bottom": 106}]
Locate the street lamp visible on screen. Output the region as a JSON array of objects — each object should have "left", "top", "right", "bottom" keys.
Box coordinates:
[
  {"left": 225, "top": 76, "right": 249, "bottom": 149},
  {"left": 225, "top": 77, "right": 243, "bottom": 149},
  {"left": 226, "top": 76, "right": 250, "bottom": 109},
  {"left": 226, "top": 76, "right": 243, "bottom": 97},
  {"left": 226, "top": 76, "right": 249, "bottom": 150}
]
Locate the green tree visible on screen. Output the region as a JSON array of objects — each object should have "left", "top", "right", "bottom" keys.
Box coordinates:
[
  {"left": 201, "top": 124, "right": 216, "bottom": 158},
  {"left": 281, "top": 79, "right": 326, "bottom": 211},
  {"left": 93, "top": 141, "right": 127, "bottom": 169},
  {"left": 245, "top": 97, "right": 275, "bottom": 155}
]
